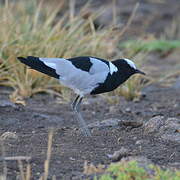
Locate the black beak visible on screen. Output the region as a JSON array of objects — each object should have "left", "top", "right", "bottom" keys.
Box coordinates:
[{"left": 135, "top": 69, "right": 146, "bottom": 75}]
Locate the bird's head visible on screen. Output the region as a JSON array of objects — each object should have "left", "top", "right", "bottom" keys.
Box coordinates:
[{"left": 113, "top": 58, "right": 146, "bottom": 76}]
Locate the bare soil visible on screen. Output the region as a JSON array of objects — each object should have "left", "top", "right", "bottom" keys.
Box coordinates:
[
  {"left": 0, "top": 0, "right": 180, "bottom": 179},
  {"left": 0, "top": 64, "right": 180, "bottom": 179}
]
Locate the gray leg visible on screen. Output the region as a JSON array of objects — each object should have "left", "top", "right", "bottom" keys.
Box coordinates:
[
  {"left": 72, "top": 96, "right": 91, "bottom": 137},
  {"left": 71, "top": 95, "right": 80, "bottom": 110}
]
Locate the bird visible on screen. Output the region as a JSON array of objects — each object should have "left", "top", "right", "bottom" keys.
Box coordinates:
[{"left": 17, "top": 56, "right": 145, "bottom": 137}]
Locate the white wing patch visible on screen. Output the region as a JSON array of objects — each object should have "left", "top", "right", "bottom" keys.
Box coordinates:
[
  {"left": 43, "top": 62, "right": 56, "bottom": 69},
  {"left": 124, "top": 58, "right": 136, "bottom": 69},
  {"left": 39, "top": 57, "right": 109, "bottom": 96},
  {"left": 109, "top": 61, "right": 118, "bottom": 75},
  {"left": 89, "top": 57, "right": 109, "bottom": 74},
  {"left": 39, "top": 57, "right": 63, "bottom": 69}
]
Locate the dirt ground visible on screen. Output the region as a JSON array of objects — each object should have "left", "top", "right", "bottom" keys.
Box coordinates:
[
  {"left": 0, "top": 0, "right": 180, "bottom": 179},
  {"left": 0, "top": 52, "right": 180, "bottom": 179}
]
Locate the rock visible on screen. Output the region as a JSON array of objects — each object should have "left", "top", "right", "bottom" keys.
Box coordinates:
[
  {"left": 162, "top": 117, "right": 180, "bottom": 133},
  {"left": 0, "top": 132, "right": 18, "bottom": 145},
  {"left": 135, "top": 140, "right": 146, "bottom": 145},
  {"left": 107, "top": 147, "right": 132, "bottom": 162},
  {"left": 0, "top": 100, "right": 16, "bottom": 108},
  {"left": 160, "top": 117, "right": 180, "bottom": 143},
  {"left": 1, "top": 132, "right": 18, "bottom": 140},
  {"left": 32, "top": 113, "right": 49, "bottom": 120},
  {"left": 88, "top": 118, "right": 120, "bottom": 129},
  {"left": 144, "top": 116, "right": 165, "bottom": 134},
  {"left": 89, "top": 119, "right": 143, "bottom": 130},
  {"left": 0, "top": 117, "right": 20, "bottom": 126},
  {"left": 119, "top": 120, "right": 143, "bottom": 128},
  {"left": 125, "top": 107, "right": 131, "bottom": 113},
  {"left": 172, "top": 77, "right": 180, "bottom": 90},
  {"left": 144, "top": 116, "right": 180, "bottom": 143},
  {"left": 109, "top": 106, "right": 119, "bottom": 114}
]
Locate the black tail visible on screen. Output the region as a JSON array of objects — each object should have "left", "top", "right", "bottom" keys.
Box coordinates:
[{"left": 17, "top": 56, "right": 59, "bottom": 79}]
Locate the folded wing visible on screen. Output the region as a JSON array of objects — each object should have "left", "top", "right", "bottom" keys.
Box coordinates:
[{"left": 17, "top": 56, "right": 110, "bottom": 95}]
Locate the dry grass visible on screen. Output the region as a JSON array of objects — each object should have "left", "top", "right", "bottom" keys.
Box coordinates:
[
  {"left": 0, "top": 130, "right": 54, "bottom": 180},
  {"left": 0, "top": 0, "right": 147, "bottom": 103},
  {"left": 0, "top": 0, "right": 116, "bottom": 102},
  {"left": 1, "top": 130, "right": 179, "bottom": 179}
]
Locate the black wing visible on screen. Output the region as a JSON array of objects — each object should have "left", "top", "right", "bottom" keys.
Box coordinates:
[{"left": 17, "top": 56, "right": 59, "bottom": 79}]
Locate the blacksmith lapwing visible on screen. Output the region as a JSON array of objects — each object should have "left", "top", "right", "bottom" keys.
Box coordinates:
[{"left": 17, "top": 56, "right": 145, "bottom": 136}]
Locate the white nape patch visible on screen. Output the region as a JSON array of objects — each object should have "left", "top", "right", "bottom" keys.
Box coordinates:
[
  {"left": 124, "top": 58, "right": 137, "bottom": 69},
  {"left": 109, "top": 62, "right": 118, "bottom": 75}
]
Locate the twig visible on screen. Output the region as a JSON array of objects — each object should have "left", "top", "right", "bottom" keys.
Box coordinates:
[
  {"left": 52, "top": 175, "right": 56, "bottom": 180},
  {"left": 25, "top": 164, "right": 31, "bottom": 180},
  {"left": 69, "top": 0, "right": 76, "bottom": 22},
  {"left": 5, "top": 0, "right": 9, "bottom": 9},
  {"left": 33, "top": 0, "right": 44, "bottom": 33},
  {"left": 18, "top": 160, "right": 25, "bottom": 180},
  {"left": 112, "top": 0, "right": 117, "bottom": 26},
  {"left": 117, "top": 2, "right": 140, "bottom": 39},
  {"left": 0, "top": 140, "right": 7, "bottom": 180},
  {"left": 0, "top": 156, "right": 31, "bottom": 161},
  {"left": 43, "top": 129, "right": 54, "bottom": 180}
]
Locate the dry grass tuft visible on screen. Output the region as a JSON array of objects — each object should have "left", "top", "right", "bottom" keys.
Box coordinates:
[
  {"left": 0, "top": 0, "right": 148, "bottom": 102},
  {"left": 0, "top": 132, "right": 18, "bottom": 141},
  {"left": 0, "top": 129, "right": 54, "bottom": 179},
  {"left": 0, "top": 0, "right": 117, "bottom": 102},
  {"left": 83, "top": 161, "right": 106, "bottom": 175}
]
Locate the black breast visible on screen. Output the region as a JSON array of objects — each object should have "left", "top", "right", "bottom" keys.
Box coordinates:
[{"left": 90, "top": 72, "right": 131, "bottom": 95}]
